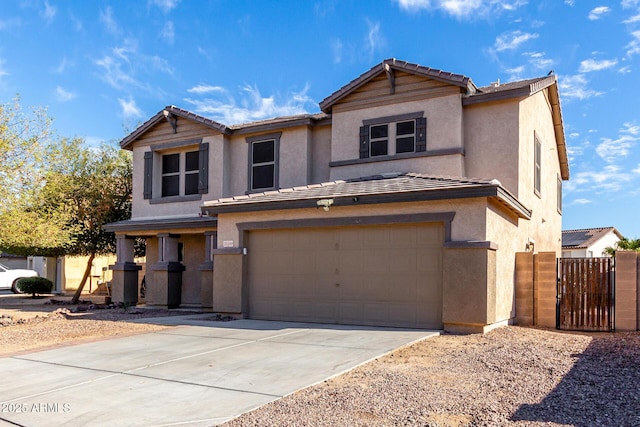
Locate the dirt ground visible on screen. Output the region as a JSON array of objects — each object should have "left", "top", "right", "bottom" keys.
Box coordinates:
[{"left": 0, "top": 292, "right": 194, "bottom": 356}]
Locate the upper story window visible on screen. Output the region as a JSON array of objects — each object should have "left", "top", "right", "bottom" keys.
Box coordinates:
[
  {"left": 247, "top": 132, "right": 281, "bottom": 192},
  {"left": 534, "top": 134, "right": 542, "bottom": 197},
  {"left": 143, "top": 139, "right": 209, "bottom": 201},
  {"left": 360, "top": 112, "right": 425, "bottom": 159},
  {"left": 160, "top": 150, "right": 200, "bottom": 197}
]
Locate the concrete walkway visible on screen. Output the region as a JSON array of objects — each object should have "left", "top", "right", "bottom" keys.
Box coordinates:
[{"left": 0, "top": 316, "right": 439, "bottom": 427}]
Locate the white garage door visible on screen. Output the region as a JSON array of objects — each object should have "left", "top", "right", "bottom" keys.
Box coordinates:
[{"left": 248, "top": 223, "right": 443, "bottom": 329}]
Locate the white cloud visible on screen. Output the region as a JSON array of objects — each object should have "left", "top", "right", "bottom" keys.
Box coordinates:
[
  {"left": 572, "top": 198, "right": 592, "bottom": 205},
  {"left": 184, "top": 84, "right": 315, "bottom": 125},
  {"left": 505, "top": 65, "right": 525, "bottom": 81},
  {"left": 95, "top": 41, "right": 171, "bottom": 90},
  {"left": 40, "top": 0, "right": 57, "bottom": 25},
  {"left": 588, "top": 6, "right": 611, "bottom": 20},
  {"left": 569, "top": 132, "right": 580, "bottom": 138},
  {"left": 579, "top": 58, "right": 618, "bottom": 72},
  {"left": 100, "top": 6, "right": 120, "bottom": 35},
  {"left": 331, "top": 38, "right": 343, "bottom": 64},
  {"left": 626, "top": 31, "right": 640, "bottom": 57},
  {"left": 567, "top": 165, "right": 635, "bottom": 193},
  {"left": 365, "top": 19, "right": 383, "bottom": 59},
  {"left": 558, "top": 74, "right": 604, "bottom": 100},
  {"left": 161, "top": 21, "right": 175, "bottom": 44},
  {"left": 118, "top": 97, "right": 144, "bottom": 120},
  {"left": 53, "top": 57, "right": 72, "bottom": 74},
  {"left": 594, "top": 124, "right": 639, "bottom": 163},
  {"left": 95, "top": 44, "right": 138, "bottom": 90},
  {"left": 596, "top": 135, "right": 635, "bottom": 162},
  {"left": 622, "top": 121, "right": 640, "bottom": 136},
  {"left": 623, "top": 14, "right": 640, "bottom": 24},
  {"left": 187, "top": 84, "right": 225, "bottom": 94},
  {"left": 564, "top": 0, "right": 575, "bottom": 6},
  {"left": 622, "top": 0, "right": 639, "bottom": 9},
  {"left": 633, "top": 164, "right": 640, "bottom": 174},
  {"left": 54, "top": 86, "right": 76, "bottom": 102},
  {"left": 494, "top": 30, "right": 539, "bottom": 52},
  {"left": 524, "top": 51, "right": 554, "bottom": 71},
  {"left": 149, "top": 0, "right": 181, "bottom": 14},
  {"left": 394, "top": 0, "right": 527, "bottom": 19},
  {"left": 0, "top": 17, "right": 21, "bottom": 31}
]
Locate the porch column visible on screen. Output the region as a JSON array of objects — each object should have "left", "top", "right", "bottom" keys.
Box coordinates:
[
  {"left": 199, "top": 231, "right": 216, "bottom": 310},
  {"left": 109, "top": 235, "right": 141, "bottom": 304},
  {"left": 150, "top": 233, "right": 184, "bottom": 308}
]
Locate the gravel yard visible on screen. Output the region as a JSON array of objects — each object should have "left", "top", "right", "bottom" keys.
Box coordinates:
[
  {"left": 224, "top": 327, "right": 640, "bottom": 427},
  {"left": 1, "top": 294, "right": 639, "bottom": 426}
]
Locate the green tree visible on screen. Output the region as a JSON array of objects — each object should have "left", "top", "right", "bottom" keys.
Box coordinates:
[
  {"left": 0, "top": 95, "right": 51, "bottom": 207},
  {"left": 603, "top": 237, "right": 640, "bottom": 257},
  {"left": 37, "top": 138, "right": 133, "bottom": 303},
  {"left": 0, "top": 96, "right": 68, "bottom": 254}
]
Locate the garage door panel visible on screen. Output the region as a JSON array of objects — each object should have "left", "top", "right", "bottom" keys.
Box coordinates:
[{"left": 249, "top": 223, "right": 443, "bottom": 329}]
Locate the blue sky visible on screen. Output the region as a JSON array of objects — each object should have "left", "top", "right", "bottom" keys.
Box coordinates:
[{"left": 1, "top": 0, "right": 639, "bottom": 239}]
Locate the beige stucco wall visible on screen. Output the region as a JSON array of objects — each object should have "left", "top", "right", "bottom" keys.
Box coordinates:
[
  {"left": 215, "top": 198, "right": 488, "bottom": 249},
  {"left": 517, "top": 91, "right": 563, "bottom": 255},
  {"left": 310, "top": 124, "right": 332, "bottom": 184},
  {"left": 464, "top": 99, "right": 520, "bottom": 194},
  {"left": 330, "top": 96, "right": 464, "bottom": 164},
  {"left": 330, "top": 154, "right": 465, "bottom": 181},
  {"left": 131, "top": 133, "right": 225, "bottom": 219}
]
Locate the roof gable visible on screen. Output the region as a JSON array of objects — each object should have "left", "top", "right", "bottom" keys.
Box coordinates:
[
  {"left": 319, "top": 58, "right": 477, "bottom": 113},
  {"left": 120, "top": 105, "right": 229, "bottom": 150}
]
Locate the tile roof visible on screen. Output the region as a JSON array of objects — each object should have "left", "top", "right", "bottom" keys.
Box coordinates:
[
  {"left": 464, "top": 75, "right": 557, "bottom": 105},
  {"left": 562, "top": 227, "right": 622, "bottom": 249},
  {"left": 201, "top": 172, "right": 531, "bottom": 219}
]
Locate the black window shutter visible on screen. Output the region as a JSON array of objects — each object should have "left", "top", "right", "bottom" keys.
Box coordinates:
[
  {"left": 143, "top": 151, "right": 153, "bottom": 199},
  {"left": 198, "top": 142, "right": 209, "bottom": 194},
  {"left": 415, "top": 117, "right": 427, "bottom": 152},
  {"left": 359, "top": 125, "right": 370, "bottom": 159}
]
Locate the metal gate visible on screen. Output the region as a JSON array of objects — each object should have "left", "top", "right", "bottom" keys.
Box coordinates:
[{"left": 556, "top": 257, "right": 615, "bottom": 332}]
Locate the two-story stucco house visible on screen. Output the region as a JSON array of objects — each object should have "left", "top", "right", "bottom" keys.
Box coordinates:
[{"left": 105, "top": 58, "right": 569, "bottom": 333}]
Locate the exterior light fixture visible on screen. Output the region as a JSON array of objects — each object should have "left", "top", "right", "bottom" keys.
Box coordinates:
[{"left": 316, "top": 199, "right": 334, "bottom": 211}]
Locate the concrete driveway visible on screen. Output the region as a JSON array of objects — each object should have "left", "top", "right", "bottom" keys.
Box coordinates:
[{"left": 0, "top": 316, "right": 439, "bottom": 427}]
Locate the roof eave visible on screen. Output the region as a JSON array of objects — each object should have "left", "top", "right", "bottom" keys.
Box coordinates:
[
  {"left": 120, "top": 106, "right": 229, "bottom": 151},
  {"left": 201, "top": 184, "right": 531, "bottom": 219}
]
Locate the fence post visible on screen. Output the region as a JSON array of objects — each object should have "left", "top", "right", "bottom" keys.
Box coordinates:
[
  {"left": 615, "top": 251, "right": 638, "bottom": 331},
  {"left": 515, "top": 252, "right": 534, "bottom": 326},
  {"left": 534, "top": 252, "right": 557, "bottom": 328}
]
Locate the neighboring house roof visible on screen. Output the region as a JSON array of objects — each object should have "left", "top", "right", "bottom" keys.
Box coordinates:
[
  {"left": 562, "top": 227, "right": 623, "bottom": 249},
  {"left": 319, "top": 58, "right": 477, "bottom": 113},
  {"left": 201, "top": 172, "right": 531, "bottom": 219}
]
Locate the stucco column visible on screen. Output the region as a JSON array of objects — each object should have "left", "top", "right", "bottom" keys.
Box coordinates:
[
  {"left": 212, "top": 250, "right": 244, "bottom": 314},
  {"left": 615, "top": 251, "right": 638, "bottom": 331},
  {"left": 150, "top": 233, "right": 184, "bottom": 308},
  {"left": 199, "top": 231, "right": 216, "bottom": 310},
  {"left": 109, "top": 235, "right": 141, "bottom": 305},
  {"left": 442, "top": 243, "right": 498, "bottom": 334}
]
